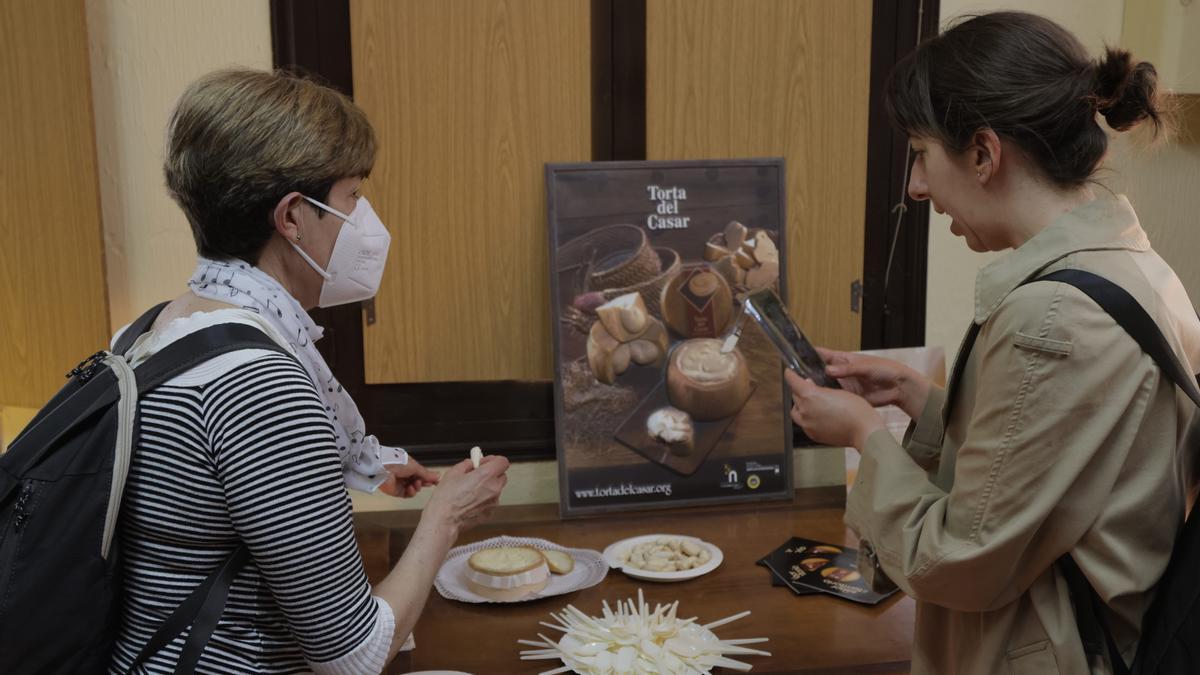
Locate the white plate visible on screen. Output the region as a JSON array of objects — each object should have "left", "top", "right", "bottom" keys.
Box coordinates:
[
  {"left": 435, "top": 535, "right": 608, "bottom": 604},
  {"left": 602, "top": 534, "right": 723, "bottom": 582}
]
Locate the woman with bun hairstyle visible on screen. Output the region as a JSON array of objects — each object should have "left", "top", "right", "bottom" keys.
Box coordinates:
[{"left": 787, "top": 12, "right": 1200, "bottom": 674}]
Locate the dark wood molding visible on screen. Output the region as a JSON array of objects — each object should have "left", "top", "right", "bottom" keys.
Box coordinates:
[
  {"left": 861, "top": 0, "right": 939, "bottom": 350},
  {"left": 271, "top": 0, "right": 932, "bottom": 464},
  {"left": 591, "top": 0, "right": 614, "bottom": 160},
  {"left": 591, "top": 0, "right": 647, "bottom": 162},
  {"left": 270, "top": 0, "right": 354, "bottom": 96}
]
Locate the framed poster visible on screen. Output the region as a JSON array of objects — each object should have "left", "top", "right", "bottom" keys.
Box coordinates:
[{"left": 547, "top": 159, "right": 793, "bottom": 516}]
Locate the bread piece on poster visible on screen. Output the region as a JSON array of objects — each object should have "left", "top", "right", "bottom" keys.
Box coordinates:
[
  {"left": 596, "top": 292, "right": 650, "bottom": 342},
  {"left": 612, "top": 343, "right": 632, "bottom": 375},
  {"left": 723, "top": 221, "right": 749, "bottom": 250},
  {"left": 734, "top": 248, "right": 758, "bottom": 270},
  {"left": 666, "top": 338, "right": 751, "bottom": 421},
  {"left": 587, "top": 321, "right": 624, "bottom": 384},
  {"left": 647, "top": 406, "right": 695, "bottom": 456},
  {"left": 704, "top": 239, "right": 732, "bottom": 262},
  {"left": 587, "top": 300, "right": 670, "bottom": 383},
  {"left": 711, "top": 255, "right": 747, "bottom": 287},
  {"left": 745, "top": 260, "right": 779, "bottom": 290},
  {"left": 628, "top": 321, "right": 669, "bottom": 366},
  {"left": 749, "top": 231, "right": 778, "bottom": 265}
]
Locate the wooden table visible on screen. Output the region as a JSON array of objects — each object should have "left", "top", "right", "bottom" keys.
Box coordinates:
[{"left": 353, "top": 489, "right": 913, "bottom": 674}]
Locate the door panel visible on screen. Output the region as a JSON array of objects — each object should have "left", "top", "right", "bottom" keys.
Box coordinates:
[
  {"left": 646, "top": 0, "right": 872, "bottom": 349},
  {"left": 351, "top": 0, "right": 592, "bottom": 383},
  {"left": 0, "top": 0, "right": 109, "bottom": 408}
]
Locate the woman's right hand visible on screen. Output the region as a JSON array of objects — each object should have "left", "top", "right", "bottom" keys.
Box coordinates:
[
  {"left": 817, "top": 347, "right": 932, "bottom": 419},
  {"left": 423, "top": 455, "right": 509, "bottom": 538}
]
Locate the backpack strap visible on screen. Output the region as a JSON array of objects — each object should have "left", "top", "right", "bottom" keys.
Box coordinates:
[
  {"left": 112, "top": 301, "right": 170, "bottom": 357},
  {"left": 1060, "top": 553, "right": 1132, "bottom": 675},
  {"left": 125, "top": 545, "right": 250, "bottom": 674},
  {"left": 1033, "top": 270, "right": 1200, "bottom": 407},
  {"left": 941, "top": 321, "right": 982, "bottom": 427},
  {"left": 1027, "top": 269, "right": 1200, "bottom": 675},
  {"left": 6, "top": 323, "right": 288, "bottom": 483},
  {"left": 8, "top": 300, "right": 172, "bottom": 455},
  {"left": 113, "top": 323, "right": 285, "bottom": 672},
  {"left": 942, "top": 269, "right": 1198, "bottom": 675}
]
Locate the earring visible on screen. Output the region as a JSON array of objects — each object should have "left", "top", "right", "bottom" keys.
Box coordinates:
[
  {"left": 977, "top": 172, "right": 983, "bottom": 178},
  {"left": 295, "top": 233, "right": 302, "bottom": 242}
]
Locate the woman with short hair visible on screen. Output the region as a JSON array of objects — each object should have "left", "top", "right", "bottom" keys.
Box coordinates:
[{"left": 110, "top": 68, "right": 508, "bottom": 674}]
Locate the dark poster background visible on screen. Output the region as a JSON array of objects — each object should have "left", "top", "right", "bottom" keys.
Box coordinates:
[{"left": 548, "top": 159, "right": 793, "bottom": 515}]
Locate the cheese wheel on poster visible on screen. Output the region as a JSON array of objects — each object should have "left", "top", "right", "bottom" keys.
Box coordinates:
[{"left": 666, "top": 338, "right": 751, "bottom": 421}]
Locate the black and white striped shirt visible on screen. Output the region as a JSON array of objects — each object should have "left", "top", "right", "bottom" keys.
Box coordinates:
[{"left": 109, "top": 314, "right": 392, "bottom": 674}]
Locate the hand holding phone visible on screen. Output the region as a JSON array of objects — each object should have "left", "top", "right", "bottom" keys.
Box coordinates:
[{"left": 739, "top": 289, "right": 840, "bottom": 389}]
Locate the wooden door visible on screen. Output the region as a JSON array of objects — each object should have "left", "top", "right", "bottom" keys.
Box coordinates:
[
  {"left": 350, "top": 0, "right": 592, "bottom": 384},
  {"left": 646, "top": 0, "right": 872, "bottom": 350},
  {"left": 0, "top": 0, "right": 109, "bottom": 410}
]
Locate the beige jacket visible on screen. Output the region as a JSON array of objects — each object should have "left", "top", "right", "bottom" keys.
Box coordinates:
[{"left": 846, "top": 194, "right": 1200, "bottom": 674}]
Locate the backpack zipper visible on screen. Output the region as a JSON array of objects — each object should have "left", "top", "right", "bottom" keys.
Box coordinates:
[
  {"left": 12, "top": 483, "right": 34, "bottom": 530},
  {"left": 0, "top": 482, "right": 35, "bottom": 610},
  {"left": 66, "top": 350, "right": 108, "bottom": 383}
]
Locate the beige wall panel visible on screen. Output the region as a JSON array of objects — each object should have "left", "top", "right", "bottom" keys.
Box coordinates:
[
  {"left": 1108, "top": 97, "right": 1200, "bottom": 305},
  {"left": 86, "top": 0, "right": 273, "bottom": 332},
  {"left": 352, "top": 0, "right": 591, "bottom": 383},
  {"left": 1, "top": 406, "right": 39, "bottom": 452},
  {"left": 0, "top": 0, "right": 109, "bottom": 408},
  {"left": 646, "top": 0, "right": 872, "bottom": 350}
]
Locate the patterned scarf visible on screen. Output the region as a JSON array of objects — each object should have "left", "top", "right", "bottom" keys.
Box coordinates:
[{"left": 188, "top": 257, "right": 406, "bottom": 492}]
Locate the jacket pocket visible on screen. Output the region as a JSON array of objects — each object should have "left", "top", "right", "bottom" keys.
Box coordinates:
[
  {"left": 1007, "top": 639, "right": 1060, "bottom": 674},
  {"left": 1013, "top": 332, "right": 1073, "bottom": 357}
]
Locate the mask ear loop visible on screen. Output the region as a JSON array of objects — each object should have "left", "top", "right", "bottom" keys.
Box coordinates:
[
  {"left": 289, "top": 195, "right": 349, "bottom": 281},
  {"left": 302, "top": 195, "right": 356, "bottom": 224},
  {"left": 290, "top": 238, "right": 334, "bottom": 281}
]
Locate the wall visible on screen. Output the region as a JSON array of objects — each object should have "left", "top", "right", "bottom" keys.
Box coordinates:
[
  {"left": 5, "top": 2, "right": 271, "bottom": 445},
  {"left": 0, "top": 0, "right": 111, "bottom": 411},
  {"left": 1, "top": 407, "right": 38, "bottom": 452},
  {"left": 1107, "top": 102, "right": 1200, "bottom": 299},
  {"left": 86, "top": 0, "right": 273, "bottom": 333}
]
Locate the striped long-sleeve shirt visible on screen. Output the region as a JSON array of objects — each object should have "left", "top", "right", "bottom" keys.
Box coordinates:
[{"left": 109, "top": 311, "right": 393, "bottom": 674}]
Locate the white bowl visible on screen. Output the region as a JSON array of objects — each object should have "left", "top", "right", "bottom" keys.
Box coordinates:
[{"left": 602, "top": 534, "right": 723, "bottom": 582}]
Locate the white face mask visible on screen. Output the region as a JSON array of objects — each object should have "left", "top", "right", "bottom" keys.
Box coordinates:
[{"left": 290, "top": 195, "right": 391, "bottom": 308}]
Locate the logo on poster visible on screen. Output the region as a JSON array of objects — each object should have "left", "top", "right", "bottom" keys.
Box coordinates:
[
  {"left": 645, "top": 184, "right": 691, "bottom": 230},
  {"left": 720, "top": 463, "right": 743, "bottom": 490}
]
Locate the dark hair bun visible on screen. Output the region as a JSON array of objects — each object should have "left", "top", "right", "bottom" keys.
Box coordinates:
[{"left": 1094, "top": 47, "right": 1162, "bottom": 132}]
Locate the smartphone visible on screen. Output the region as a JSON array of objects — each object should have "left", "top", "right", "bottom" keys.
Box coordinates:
[{"left": 742, "top": 289, "right": 840, "bottom": 388}]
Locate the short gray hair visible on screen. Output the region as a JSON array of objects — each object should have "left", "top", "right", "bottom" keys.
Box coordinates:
[{"left": 165, "top": 68, "right": 377, "bottom": 263}]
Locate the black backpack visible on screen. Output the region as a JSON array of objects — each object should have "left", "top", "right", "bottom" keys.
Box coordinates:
[
  {"left": 950, "top": 269, "right": 1200, "bottom": 675},
  {"left": 0, "top": 303, "right": 286, "bottom": 674}
]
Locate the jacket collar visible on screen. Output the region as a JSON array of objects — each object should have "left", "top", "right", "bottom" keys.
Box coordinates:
[{"left": 974, "top": 194, "right": 1149, "bottom": 323}]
